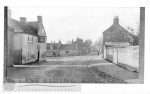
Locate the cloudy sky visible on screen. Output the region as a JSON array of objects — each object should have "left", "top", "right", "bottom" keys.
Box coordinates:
[{"left": 9, "top": 7, "right": 140, "bottom": 44}]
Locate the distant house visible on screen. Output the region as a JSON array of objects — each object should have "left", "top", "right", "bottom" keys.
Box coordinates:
[
  {"left": 59, "top": 43, "right": 78, "bottom": 56},
  {"left": 47, "top": 41, "right": 78, "bottom": 57},
  {"left": 8, "top": 10, "right": 47, "bottom": 65},
  {"left": 47, "top": 41, "right": 61, "bottom": 56}
]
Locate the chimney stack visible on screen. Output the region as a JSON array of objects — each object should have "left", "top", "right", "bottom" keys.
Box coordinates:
[
  {"left": 37, "top": 16, "right": 42, "bottom": 23},
  {"left": 20, "top": 17, "right": 26, "bottom": 24},
  {"left": 113, "top": 16, "right": 119, "bottom": 24}
]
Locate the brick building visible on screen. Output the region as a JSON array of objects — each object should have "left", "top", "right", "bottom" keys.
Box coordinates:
[
  {"left": 103, "top": 16, "right": 135, "bottom": 43},
  {"left": 102, "top": 16, "right": 139, "bottom": 72},
  {"left": 103, "top": 16, "right": 136, "bottom": 59}
]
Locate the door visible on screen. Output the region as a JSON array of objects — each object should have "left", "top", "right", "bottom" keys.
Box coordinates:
[
  {"left": 37, "top": 50, "right": 40, "bottom": 61},
  {"left": 13, "top": 50, "right": 22, "bottom": 65}
]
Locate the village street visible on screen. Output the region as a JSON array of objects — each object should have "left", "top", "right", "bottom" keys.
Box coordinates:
[{"left": 7, "top": 54, "right": 138, "bottom": 83}]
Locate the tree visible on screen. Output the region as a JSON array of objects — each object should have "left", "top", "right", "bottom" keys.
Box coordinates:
[
  {"left": 85, "top": 39, "right": 92, "bottom": 53},
  {"left": 126, "top": 26, "right": 139, "bottom": 45},
  {"left": 85, "top": 39, "right": 92, "bottom": 46},
  {"left": 66, "top": 40, "right": 72, "bottom": 44},
  {"left": 93, "top": 37, "right": 103, "bottom": 53},
  {"left": 76, "top": 38, "right": 87, "bottom": 55}
]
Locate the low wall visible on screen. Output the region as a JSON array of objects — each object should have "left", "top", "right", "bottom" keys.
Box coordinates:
[
  {"left": 118, "top": 46, "right": 139, "bottom": 72},
  {"left": 106, "top": 47, "right": 114, "bottom": 62},
  {"left": 105, "top": 46, "right": 139, "bottom": 72}
]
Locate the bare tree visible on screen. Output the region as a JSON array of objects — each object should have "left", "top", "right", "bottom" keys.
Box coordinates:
[
  {"left": 93, "top": 37, "right": 103, "bottom": 55},
  {"left": 85, "top": 39, "right": 93, "bottom": 53}
]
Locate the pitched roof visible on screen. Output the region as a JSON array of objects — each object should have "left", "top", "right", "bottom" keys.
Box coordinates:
[
  {"left": 103, "top": 24, "right": 134, "bottom": 37},
  {"left": 47, "top": 43, "right": 77, "bottom": 50},
  {"left": 47, "top": 43, "right": 60, "bottom": 50},
  {"left": 59, "top": 44, "right": 77, "bottom": 50},
  {"left": 53, "top": 43, "right": 60, "bottom": 50},
  {"left": 9, "top": 18, "right": 38, "bottom": 36},
  {"left": 103, "top": 19, "right": 137, "bottom": 43}
]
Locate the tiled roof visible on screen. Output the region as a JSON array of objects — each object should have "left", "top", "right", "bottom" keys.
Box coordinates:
[
  {"left": 9, "top": 18, "right": 38, "bottom": 36},
  {"left": 47, "top": 43, "right": 77, "bottom": 50},
  {"left": 59, "top": 44, "right": 77, "bottom": 50},
  {"left": 104, "top": 24, "right": 134, "bottom": 37},
  {"left": 47, "top": 43, "right": 60, "bottom": 50},
  {"left": 103, "top": 22, "right": 137, "bottom": 43}
]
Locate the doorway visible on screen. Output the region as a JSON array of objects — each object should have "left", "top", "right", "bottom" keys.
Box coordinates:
[{"left": 37, "top": 50, "right": 40, "bottom": 61}]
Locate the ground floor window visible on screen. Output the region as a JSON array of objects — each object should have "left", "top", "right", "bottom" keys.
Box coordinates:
[{"left": 66, "top": 51, "right": 69, "bottom": 54}]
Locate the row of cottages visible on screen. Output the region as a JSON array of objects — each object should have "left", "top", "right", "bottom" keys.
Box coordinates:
[
  {"left": 103, "top": 16, "right": 139, "bottom": 72},
  {"left": 46, "top": 40, "right": 78, "bottom": 57},
  {"left": 8, "top": 10, "right": 47, "bottom": 65}
]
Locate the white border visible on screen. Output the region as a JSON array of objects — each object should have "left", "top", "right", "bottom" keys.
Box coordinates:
[{"left": 1, "top": 0, "right": 150, "bottom": 94}]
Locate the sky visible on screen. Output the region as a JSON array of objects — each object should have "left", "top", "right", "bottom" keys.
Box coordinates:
[{"left": 9, "top": 7, "right": 140, "bottom": 44}]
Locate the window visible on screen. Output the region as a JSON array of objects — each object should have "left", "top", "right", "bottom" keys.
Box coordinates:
[
  {"left": 38, "top": 36, "right": 45, "bottom": 43},
  {"left": 28, "top": 35, "right": 33, "bottom": 43},
  {"left": 66, "top": 51, "right": 69, "bottom": 54},
  {"left": 27, "top": 50, "right": 31, "bottom": 59}
]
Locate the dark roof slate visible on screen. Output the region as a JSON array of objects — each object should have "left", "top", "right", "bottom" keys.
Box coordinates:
[
  {"left": 9, "top": 18, "right": 39, "bottom": 36},
  {"left": 103, "top": 24, "right": 134, "bottom": 37},
  {"left": 59, "top": 44, "right": 77, "bottom": 50},
  {"left": 47, "top": 43, "right": 77, "bottom": 50}
]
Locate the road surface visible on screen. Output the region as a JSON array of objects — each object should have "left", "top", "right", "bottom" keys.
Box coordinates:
[{"left": 7, "top": 55, "right": 138, "bottom": 83}]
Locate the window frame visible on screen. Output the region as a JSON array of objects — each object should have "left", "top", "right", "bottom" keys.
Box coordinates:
[{"left": 28, "top": 35, "right": 33, "bottom": 43}]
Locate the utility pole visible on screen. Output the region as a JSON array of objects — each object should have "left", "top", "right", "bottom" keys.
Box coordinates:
[
  {"left": 4, "top": 7, "right": 8, "bottom": 82},
  {"left": 139, "top": 7, "right": 145, "bottom": 81}
]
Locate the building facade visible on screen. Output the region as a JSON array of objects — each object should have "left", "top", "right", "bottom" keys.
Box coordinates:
[
  {"left": 8, "top": 10, "right": 47, "bottom": 65},
  {"left": 102, "top": 16, "right": 139, "bottom": 72},
  {"left": 103, "top": 16, "right": 136, "bottom": 58}
]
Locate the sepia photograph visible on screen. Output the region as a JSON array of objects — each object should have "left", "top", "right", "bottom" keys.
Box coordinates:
[{"left": 3, "top": 6, "right": 145, "bottom": 91}]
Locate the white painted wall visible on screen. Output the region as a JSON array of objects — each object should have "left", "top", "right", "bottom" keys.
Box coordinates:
[
  {"left": 105, "top": 46, "right": 139, "bottom": 72},
  {"left": 38, "top": 43, "right": 46, "bottom": 61},
  {"left": 118, "top": 46, "right": 139, "bottom": 69},
  {"left": 22, "top": 34, "right": 38, "bottom": 64},
  {"left": 13, "top": 33, "right": 23, "bottom": 50}
]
